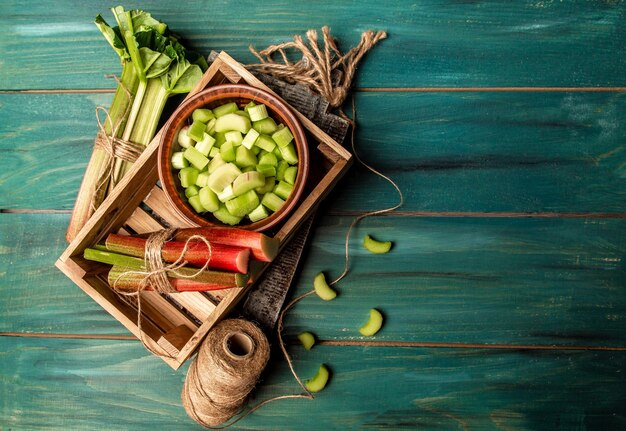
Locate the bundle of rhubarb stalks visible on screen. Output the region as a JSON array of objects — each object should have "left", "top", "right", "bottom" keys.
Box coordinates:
[{"left": 83, "top": 227, "right": 279, "bottom": 293}]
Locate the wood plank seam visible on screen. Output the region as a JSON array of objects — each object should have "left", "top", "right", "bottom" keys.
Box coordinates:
[
  {"left": 3, "top": 209, "right": 626, "bottom": 219},
  {"left": 2, "top": 333, "right": 626, "bottom": 351},
  {"left": 358, "top": 87, "right": 626, "bottom": 92},
  {"left": 3, "top": 87, "right": 626, "bottom": 94},
  {"left": 319, "top": 340, "right": 626, "bottom": 351},
  {"left": 327, "top": 211, "right": 626, "bottom": 219}
]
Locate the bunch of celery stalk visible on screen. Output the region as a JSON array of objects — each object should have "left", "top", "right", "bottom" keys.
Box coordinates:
[{"left": 67, "top": 6, "right": 207, "bottom": 241}]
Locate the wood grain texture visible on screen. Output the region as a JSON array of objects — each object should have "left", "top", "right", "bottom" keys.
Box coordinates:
[
  {"left": 0, "top": 213, "right": 130, "bottom": 335},
  {"left": 1, "top": 1, "right": 625, "bottom": 90},
  {"left": 2, "top": 1, "right": 626, "bottom": 429},
  {"left": 0, "top": 93, "right": 109, "bottom": 210},
  {"left": 283, "top": 215, "right": 626, "bottom": 347},
  {"left": 3, "top": 92, "right": 626, "bottom": 213},
  {"left": 1, "top": 336, "right": 625, "bottom": 430},
  {"left": 3, "top": 213, "right": 625, "bottom": 349},
  {"left": 332, "top": 91, "right": 626, "bottom": 213}
]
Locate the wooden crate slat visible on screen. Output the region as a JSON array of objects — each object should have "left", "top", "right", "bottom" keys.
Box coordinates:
[
  {"left": 144, "top": 186, "right": 195, "bottom": 228},
  {"left": 138, "top": 292, "right": 199, "bottom": 333},
  {"left": 168, "top": 293, "right": 217, "bottom": 322},
  {"left": 125, "top": 206, "right": 165, "bottom": 233}
]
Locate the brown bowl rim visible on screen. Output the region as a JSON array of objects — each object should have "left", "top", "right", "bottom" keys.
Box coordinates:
[{"left": 157, "top": 83, "right": 309, "bottom": 232}]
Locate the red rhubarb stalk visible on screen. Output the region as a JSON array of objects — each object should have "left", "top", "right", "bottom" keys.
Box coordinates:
[
  {"left": 105, "top": 233, "right": 250, "bottom": 273},
  {"left": 173, "top": 227, "right": 279, "bottom": 262},
  {"left": 84, "top": 248, "right": 249, "bottom": 286},
  {"left": 107, "top": 266, "right": 244, "bottom": 292}
]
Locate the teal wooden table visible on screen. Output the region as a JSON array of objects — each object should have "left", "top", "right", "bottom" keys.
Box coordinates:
[{"left": 2, "top": 1, "right": 625, "bottom": 429}]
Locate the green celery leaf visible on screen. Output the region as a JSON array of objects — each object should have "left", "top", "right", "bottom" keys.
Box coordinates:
[
  {"left": 135, "top": 29, "right": 169, "bottom": 53},
  {"left": 162, "top": 59, "right": 202, "bottom": 94},
  {"left": 139, "top": 47, "right": 173, "bottom": 78},
  {"left": 113, "top": 6, "right": 145, "bottom": 80},
  {"left": 130, "top": 9, "right": 167, "bottom": 34},
  {"left": 164, "top": 44, "right": 180, "bottom": 60},
  {"left": 94, "top": 15, "right": 128, "bottom": 61}
]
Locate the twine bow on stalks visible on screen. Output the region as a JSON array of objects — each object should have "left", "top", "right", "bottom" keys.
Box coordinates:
[
  {"left": 92, "top": 107, "right": 145, "bottom": 206},
  {"left": 109, "top": 228, "right": 213, "bottom": 358}
]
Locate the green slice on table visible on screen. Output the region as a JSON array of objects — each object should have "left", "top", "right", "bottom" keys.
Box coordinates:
[
  {"left": 305, "top": 364, "right": 330, "bottom": 393},
  {"left": 313, "top": 272, "right": 337, "bottom": 301},
  {"left": 363, "top": 234, "right": 393, "bottom": 254},
  {"left": 359, "top": 308, "right": 384, "bottom": 336},
  {"left": 298, "top": 331, "right": 316, "bottom": 350}
]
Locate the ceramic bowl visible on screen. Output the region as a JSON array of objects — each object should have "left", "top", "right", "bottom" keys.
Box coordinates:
[{"left": 157, "top": 84, "right": 309, "bottom": 231}]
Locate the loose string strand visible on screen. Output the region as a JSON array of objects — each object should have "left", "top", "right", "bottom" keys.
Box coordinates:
[
  {"left": 181, "top": 78, "right": 403, "bottom": 431},
  {"left": 329, "top": 96, "right": 404, "bottom": 286},
  {"left": 238, "top": 95, "right": 406, "bottom": 417},
  {"left": 275, "top": 289, "right": 317, "bottom": 395}
]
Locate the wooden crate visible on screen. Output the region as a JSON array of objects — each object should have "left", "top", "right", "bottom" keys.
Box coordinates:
[{"left": 55, "top": 51, "right": 352, "bottom": 369}]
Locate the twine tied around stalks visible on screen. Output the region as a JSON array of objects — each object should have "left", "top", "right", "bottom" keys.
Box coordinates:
[
  {"left": 90, "top": 76, "right": 143, "bottom": 211},
  {"left": 249, "top": 26, "right": 387, "bottom": 108},
  {"left": 110, "top": 228, "right": 213, "bottom": 358},
  {"left": 92, "top": 107, "right": 144, "bottom": 205},
  {"left": 93, "top": 127, "right": 144, "bottom": 164}
]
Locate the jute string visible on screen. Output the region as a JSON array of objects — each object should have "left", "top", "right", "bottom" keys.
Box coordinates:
[
  {"left": 249, "top": 26, "right": 387, "bottom": 108},
  {"left": 90, "top": 76, "right": 143, "bottom": 212},
  {"left": 269, "top": 93, "right": 404, "bottom": 401},
  {"left": 110, "top": 228, "right": 213, "bottom": 358},
  {"left": 177, "top": 28, "right": 400, "bottom": 428}
]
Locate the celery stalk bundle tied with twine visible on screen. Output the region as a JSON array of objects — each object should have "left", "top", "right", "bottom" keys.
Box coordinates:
[
  {"left": 181, "top": 27, "right": 404, "bottom": 429},
  {"left": 66, "top": 6, "right": 206, "bottom": 242}
]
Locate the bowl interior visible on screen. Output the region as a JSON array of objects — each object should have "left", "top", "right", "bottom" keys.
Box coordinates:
[{"left": 158, "top": 84, "right": 309, "bottom": 232}]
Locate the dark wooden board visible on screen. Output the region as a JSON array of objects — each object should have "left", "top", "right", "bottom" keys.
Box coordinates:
[
  {"left": 1, "top": 336, "right": 624, "bottom": 430},
  {"left": 3, "top": 213, "right": 625, "bottom": 348},
  {"left": 0, "top": 213, "right": 132, "bottom": 335},
  {"left": 2, "top": 1, "right": 625, "bottom": 429},
  {"left": 283, "top": 214, "right": 626, "bottom": 347},
  {"left": 2, "top": 1, "right": 626, "bottom": 89},
  {"left": 3, "top": 91, "right": 626, "bottom": 213}
]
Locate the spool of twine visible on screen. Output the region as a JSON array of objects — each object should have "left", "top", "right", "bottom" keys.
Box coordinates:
[{"left": 182, "top": 319, "right": 270, "bottom": 428}]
